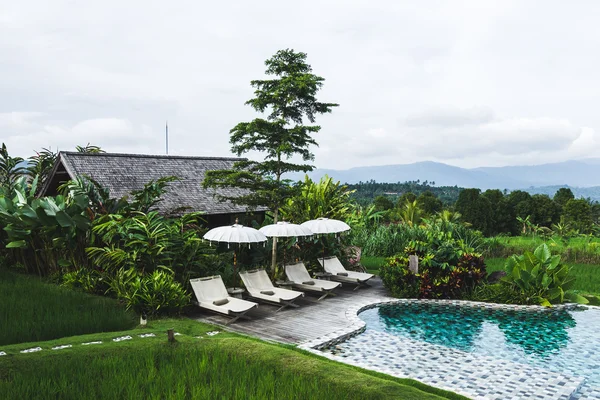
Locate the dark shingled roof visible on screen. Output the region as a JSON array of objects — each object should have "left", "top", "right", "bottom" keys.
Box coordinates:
[{"left": 45, "top": 151, "right": 263, "bottom": 215}]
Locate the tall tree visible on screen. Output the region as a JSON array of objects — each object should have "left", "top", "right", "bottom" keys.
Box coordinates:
[
  {"left": 203, "top": 49, "right": 338, "bottom": 271},
  {"left": 482, "top": 189, "right": 517, "bottom": 235},
  {"left": 417, "top": 191, "right": 443, "bottom": 216},
  {"left": 373, "top": 195, "right": 394, "bottom": 211},
  {"left": 455, "top": 188, "right": 493, "bottom": 235},
  {"left": 530, "top": 194, "right": 561, "bottom": 228},
  {"left": 553, "top": 187, "right": 575, "bottom": 208},
  {"left": 563, "top": 198, "right": 592, "bottom": 233}
]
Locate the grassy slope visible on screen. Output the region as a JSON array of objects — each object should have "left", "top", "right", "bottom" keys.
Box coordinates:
[
  {"left": 0, "top": 320, "right": 466, "bottom": 400},
  {"left": 0, "top": 269, "right": 137, "bottom": 345}
]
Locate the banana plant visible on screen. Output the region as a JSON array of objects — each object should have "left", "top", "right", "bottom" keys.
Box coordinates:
[
  {"left": 0, "top": 176, "right": 91, "bottom": 275},
  {"left": 0, "top": 143, "right": 26, "bottom": 193}
]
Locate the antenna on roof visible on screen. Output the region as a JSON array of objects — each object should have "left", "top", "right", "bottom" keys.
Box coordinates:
[{"left": 165, "top": 121, "right": 169, "bottom": 155}]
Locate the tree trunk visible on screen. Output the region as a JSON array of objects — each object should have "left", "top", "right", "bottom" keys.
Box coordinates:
[
  {"left": 271, "top": 154, "right": 281, "bottom": 277},
  {"left": 271, "top": 208, "right": 278, "bottom": 276}
]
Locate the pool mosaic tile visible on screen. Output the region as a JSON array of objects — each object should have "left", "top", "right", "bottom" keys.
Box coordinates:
[{"left": 299, "top": 299, "right": 600, "bottom": 400}]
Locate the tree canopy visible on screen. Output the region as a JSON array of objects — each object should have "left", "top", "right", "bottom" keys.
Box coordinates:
[{"left": 203, "top": 49, "right": 338, "bottom": 270}]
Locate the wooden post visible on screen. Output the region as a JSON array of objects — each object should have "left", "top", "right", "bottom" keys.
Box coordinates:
[
  {"left": 167, "top": 329, "right": 175, "bottom": 343},
  {"left": 408, "top": 255, "right": 419, "bottom": 274}
]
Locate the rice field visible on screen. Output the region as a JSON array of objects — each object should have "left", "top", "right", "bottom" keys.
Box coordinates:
[
  {"left": 0, "top": 268, "right": 137, "bottom": 346},
  {"left": 484, "top": 235, "right": 600, "bottom": 264},
  {"left": 0, "top": 320, "right": 464, "bottom": 400}
]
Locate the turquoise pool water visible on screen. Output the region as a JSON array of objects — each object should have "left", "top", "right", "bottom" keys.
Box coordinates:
[{"left": 360, "top": 303, "right": 600, "bottom": 394}]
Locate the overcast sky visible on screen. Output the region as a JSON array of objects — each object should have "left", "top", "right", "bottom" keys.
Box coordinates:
[{"left": 2, "top": 0, "right": 600, "bottom": 169}]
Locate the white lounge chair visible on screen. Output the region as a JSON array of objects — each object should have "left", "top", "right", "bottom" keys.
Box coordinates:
[
  {"left": 317, "top": 256, "right": 374, "bottom": 290},
  {"left": 284, "top": 262, "right": 341, "bottom": 301},
  {"left": 239, "top": 269, "right": 304, "bottom": 312},
  {"left": 190, "top": 275, "right": 258, "bottom": 325}
]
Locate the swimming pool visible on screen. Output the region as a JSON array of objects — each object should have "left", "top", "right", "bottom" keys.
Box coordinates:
[{"left": 323, "top": 301, "right": 600, "bottom": 399}]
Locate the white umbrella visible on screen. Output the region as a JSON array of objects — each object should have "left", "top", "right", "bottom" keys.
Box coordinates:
[
  {"left": 204, "top": 224, "right": 268, "bottom": 245},
  {"left": 301, "top": 218, "right": 351, "bottom": 266},
  {"left": 259, "top": 221, "right": 313, "bottom": 273},
  {"left": 203, "top": 222, "right": 267, "bottom": 289},
  {"left": 259, "top": 221, "right": 313, "bottom": 238},
  {"left": 300, "top": 217, "right": 350, "bottom": 235}
]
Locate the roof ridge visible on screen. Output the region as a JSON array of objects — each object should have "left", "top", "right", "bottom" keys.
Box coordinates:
[{"left": 58, "top": 151, "right": 245, "bottom": 161}]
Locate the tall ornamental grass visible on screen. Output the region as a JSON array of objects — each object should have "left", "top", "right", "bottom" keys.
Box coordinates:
[{"left": 0, "top": 269, "right": 136, "bottom": 345}]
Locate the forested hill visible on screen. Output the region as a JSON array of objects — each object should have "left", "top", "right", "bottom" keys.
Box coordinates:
[
  {"left": 300, "top": 158, "right": 600, "bottom": 190},
  {"left": 347, "top": 181, "right": 462, "bottom": 206},
  {"left": 347, "top": 181, "right": 600, "bottom": 205}
]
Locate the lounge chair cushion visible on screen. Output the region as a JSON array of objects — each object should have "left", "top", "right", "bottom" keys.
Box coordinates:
[
  {"left": 337, "top": 272, "right": 348, "bottom": 276},
  {"left": 302, "top": 280, "right": 315, "bottom": 285},
  {"left": 213, "top": 298, "right": 229, "bottom": 306},
  {"left": 261, "top": 290, "right": 275, "bottom": 295}
]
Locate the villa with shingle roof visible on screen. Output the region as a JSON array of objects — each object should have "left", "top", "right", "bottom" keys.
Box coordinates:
[{"left": 40, "top": 152, "right": 266, "bottom": 227}]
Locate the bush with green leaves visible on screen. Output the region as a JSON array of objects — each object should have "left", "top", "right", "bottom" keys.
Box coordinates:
[
  {"left": 107, "top": 268, "right": 190, "bottom": 315},
  {"left": 0, "top": 176, "right": 92, "bottom": 276},
  {"left": 86, "top": 211, "right": 215, "bottom": 281},
  {"left": 61, "top": 268, "right": 108, "bottom": 295},
  {"left": 380, "top": 226, "right": 487, "bottom": 299},
  {"left": 352, "top": 216, "right": 483, "bottom": 258},
  {"left": 500, "top": 244, "right": 588, "bottom": 306}
]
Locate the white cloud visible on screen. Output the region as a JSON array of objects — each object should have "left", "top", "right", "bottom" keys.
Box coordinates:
[
  {"left": 0, "top": 113, "right": 163, "bottom": 156},
  {"left": 319, "top": 110, "right": 596, "bottom": 169},
  {"left": 405, "top": 106, "right": 494, "bottom": 127},
  {"left": 1, "top": 0, "right": 600, "bottom": 172}
]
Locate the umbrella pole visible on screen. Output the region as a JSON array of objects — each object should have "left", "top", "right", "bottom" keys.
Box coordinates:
[
  {"left": 234, "top": 250, "right": 237, "bottom": 289},
  {"left": 322, "top": 236, "right": 325, "bottom": 268}
]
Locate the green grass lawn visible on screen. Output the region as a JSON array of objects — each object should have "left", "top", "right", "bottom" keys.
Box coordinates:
[
  {"left": 362, "top": 256, "right": 385, "bottom": 275},
  {"left": 0, "top": 320, "right": 466, "bottom": 400},
  {"left": 0, "top": 269, "right": 465, "bottom": 400},
  {"left": 0, "top": 268, "right": 137, "bottom": 346}
]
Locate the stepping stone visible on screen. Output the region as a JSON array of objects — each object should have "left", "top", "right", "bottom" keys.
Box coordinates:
[{"left": 20, "top": 347, "right": 42, "bottom": 353}]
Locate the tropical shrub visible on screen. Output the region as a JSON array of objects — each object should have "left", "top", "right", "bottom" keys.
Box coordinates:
[
  {"left": 351, "top": 217, "right": 483, "bottom": 258},
  {"left": 0, "top": 176, "right": 92, "bottom": 275},
  {"left": 380, "top": 228, "right": 487, "bottom": 299},
  {"left": 107, "top": 268, "right": 190, "bottom": 315},
  {"left": 87, "top": 211, "right": 215, "bottom": 280},
  {"left": 61, "top": 268, "right": 108, "bottom": 295},
  {"left": 500, "top": 244, "right": 587, "bottom": 306},
  {"left": 280, "top": 175, "right": 355, "bottom": 222}
]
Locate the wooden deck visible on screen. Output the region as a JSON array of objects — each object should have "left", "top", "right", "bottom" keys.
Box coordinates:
[{"left": 189, "top": 277, "right": 392, "bottom": 344}]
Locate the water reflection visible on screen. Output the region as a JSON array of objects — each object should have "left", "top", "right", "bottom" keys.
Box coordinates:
[
  {"left": 375, "top": 303, "right": 575, "bottom": 357},
  {"left": 494, "top": 309, "right": 575, "bottom": 357}
]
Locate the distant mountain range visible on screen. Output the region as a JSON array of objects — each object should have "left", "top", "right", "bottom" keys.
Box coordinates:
[{"left": 294, "top": 159, "right": 600, "bottom": 200}]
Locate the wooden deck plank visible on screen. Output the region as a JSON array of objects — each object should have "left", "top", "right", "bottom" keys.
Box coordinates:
[{"left": 190, "top": 277, "right": 392, "bottom": 344}]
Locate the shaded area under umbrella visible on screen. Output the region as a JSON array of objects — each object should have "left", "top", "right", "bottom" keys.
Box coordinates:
[
  {"left": 300, "top": 218, "right": 351, "bottom": 266},
  {"left": 203, "top": 221, "right": 267, "bottom": 289},
  {"left": 259, "top": 221, "right": 313, "bottom": 277}
]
